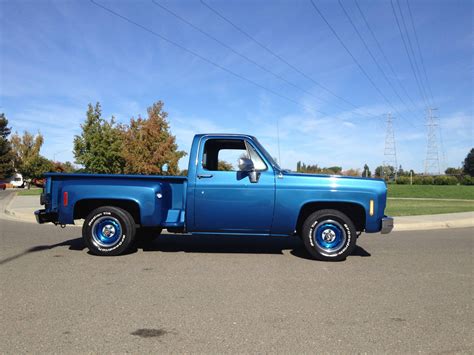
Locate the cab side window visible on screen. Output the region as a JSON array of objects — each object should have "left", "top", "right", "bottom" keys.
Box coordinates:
[{"left": 202, "top": 139, "right": 267, "bottom": 172}]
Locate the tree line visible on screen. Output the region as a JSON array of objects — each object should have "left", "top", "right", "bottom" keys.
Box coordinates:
[
  {"left": 0, "top": 101, "right": 473, "bottom": 184},
  {"left": 0, "top": 101, "right": 185, "bottom": 181},
  {"left": 296, "top": 152, "right": 474, "bottom": 185}
]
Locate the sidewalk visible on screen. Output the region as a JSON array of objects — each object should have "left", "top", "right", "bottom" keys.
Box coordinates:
[
  {"left": 3, "top": 194, "right": 44, "bottom": 224},
  {"left": 3, "top": 193, "right": 474, "bottom": 231}
]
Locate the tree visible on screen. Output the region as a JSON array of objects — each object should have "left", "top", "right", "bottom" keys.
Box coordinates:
[
  {"left": 397, "top": 165, "right": 405, "bottom": 177},
  {"left": 375, "top": 165, "right": 395, "bottom": 179},
  {"left": 445, "top": 167, "right": 463, "bottom": 175},
  {"left": 22, "top": 156, "right": 54, "bottom": 179},
  {"left": 0, "top": 113, "right": 15, "bottom": 179},
  {"left": 10, "top": 130, "right": 46, "bottom": 178},
  {"left": 52, "top": 161, "right": 76, "bottom": 173},
  {"left": 74, "top": 103, "right": 125, "bottom": 174},
  {"left": 121, "top": 101, "right": 186, "bottom": 175},
  {"left": 218, "top": 160, "right": 233, "bottom": 171},
  {"left": 327, "top": 166, "right": 342, "bottom": 175},
  {"left": 463, "top": 148, "right": 474, "bottom": 177},
  {"left": 362, "top": 164, "right": 371, "bottom": 177},
  {"left": 343, "top": 168, "right": 361, "bottom": 177}
]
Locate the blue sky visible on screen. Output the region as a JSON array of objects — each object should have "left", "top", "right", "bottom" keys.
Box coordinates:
[{"left": 1, "top": 0, "right": 472, "bottom": 173}]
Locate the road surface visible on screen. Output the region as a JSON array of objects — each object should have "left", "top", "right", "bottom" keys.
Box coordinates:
[{"left": 0, "top": 190, "right": 472, "bottom": 353}]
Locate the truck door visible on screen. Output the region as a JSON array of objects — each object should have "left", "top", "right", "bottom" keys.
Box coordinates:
[{"left": 193, "top": 137, "right": 275, "bottom": 233}]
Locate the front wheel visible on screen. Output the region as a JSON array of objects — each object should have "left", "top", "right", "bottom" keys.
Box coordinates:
[
  {"left": 302, "top": 209, "right": 357, "bottom": 261},
  {"left": 83, "top": 206, "right": 136, "bottom": 256}
]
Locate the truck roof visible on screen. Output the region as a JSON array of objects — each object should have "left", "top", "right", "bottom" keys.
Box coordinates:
[{"left": 194, "top": 133, "right": 257, "bottom": 140}]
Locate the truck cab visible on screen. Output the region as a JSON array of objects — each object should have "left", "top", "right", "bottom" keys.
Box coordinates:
[{"left": 36, "top": 134, "right": 393, "bottom": 261}]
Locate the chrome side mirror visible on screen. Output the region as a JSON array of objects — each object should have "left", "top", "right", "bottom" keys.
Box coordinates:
[
  {"left": 238, "top": 158, "right": 254, "bottom": 172},
  {"left": 238, "top": 158, "right": 258, "bottom": 183}
]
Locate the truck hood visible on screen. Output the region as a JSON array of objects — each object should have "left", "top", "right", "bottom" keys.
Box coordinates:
[
  {"left": 280, "top": 171, "right": 388, "bottom": 196},
  {"left": 282, "top": 171, "right": 384, "bottom": 183}
]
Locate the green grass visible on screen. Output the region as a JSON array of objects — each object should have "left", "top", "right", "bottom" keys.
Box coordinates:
[
  {"left": 17, "top": 188, "right": 42, "bottom": 196},
  {"left": 386, "top": 199, "right": 474, "bottom": 216},
  {"left": 388, "top": 184, "right": 474, "bottom": 200}
]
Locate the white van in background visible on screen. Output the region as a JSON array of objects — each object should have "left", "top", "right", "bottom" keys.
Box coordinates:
[{"left": 10, "top": 173, "right": 24, "bottom": 188}]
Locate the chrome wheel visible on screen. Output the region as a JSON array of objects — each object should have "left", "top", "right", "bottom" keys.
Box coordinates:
[
  {"left": 313, "top": 219, "right": 347, "bottom": 254},
  {"left": 91, "top": 216, "right": 122, "bottom": 248}
]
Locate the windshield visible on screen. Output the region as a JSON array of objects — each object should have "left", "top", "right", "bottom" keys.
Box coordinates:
[{"left": 252, "top": 138, "right": 281, "bottom": 171}]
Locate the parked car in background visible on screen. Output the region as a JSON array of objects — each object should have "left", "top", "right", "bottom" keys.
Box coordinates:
[
  {"left": 10, "top": 173, "right": 24, "bottom": 188},
  {"left": 36, "top": 133, "right": 393, "bottom": 261},
  {"left": 0, "top": 183, "right": 6, "bottom": 190}
]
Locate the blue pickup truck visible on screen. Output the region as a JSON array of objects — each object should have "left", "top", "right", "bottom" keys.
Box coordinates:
[{"left": 35, "top": 134, "right": 393, "bottom": 261}]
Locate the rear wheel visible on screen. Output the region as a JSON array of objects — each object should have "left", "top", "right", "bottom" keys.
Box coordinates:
[
  {"left": 302, "top": 209, "right": 357, "bottom": 261},
  {"left": 83, "top": 206, "right": 136, "bottom": 256}
]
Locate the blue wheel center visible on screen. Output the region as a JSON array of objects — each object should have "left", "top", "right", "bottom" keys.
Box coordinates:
[
  {"left": 94, "top": 218, "right": 121, "bottom": 246},
  {"left": 314, "top": 223, "right": 343, "bottom": 251}
]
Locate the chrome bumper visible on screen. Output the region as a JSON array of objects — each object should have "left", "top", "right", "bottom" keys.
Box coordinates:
[{"left": 381, "top": 216, "right": 394, "bottom": 234}]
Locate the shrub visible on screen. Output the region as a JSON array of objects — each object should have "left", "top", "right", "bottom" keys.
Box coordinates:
[
  {"left": 396, "top": 176, "right": 411, "bottom": 184},
  {"left": 459, "top": 175, "right": 474, "bottom": 185},
  {"left": 433, "top": 176, "right": 458, "bottom": 185},
  {"left": 421, "top": 176, "right": 434, "bottom": 185}
]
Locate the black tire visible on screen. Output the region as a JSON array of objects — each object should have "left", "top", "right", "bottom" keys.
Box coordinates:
[
  {"left": 302, "top": 209, "right": 357, "bottom": 261},
  {"left": 82, "top": 206, "right": 136, "bottom": 256}
]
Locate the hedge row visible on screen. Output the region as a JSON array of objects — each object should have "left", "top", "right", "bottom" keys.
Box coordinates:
[{"left": 395, "top": 175, "right": 473, "bottom": 185}]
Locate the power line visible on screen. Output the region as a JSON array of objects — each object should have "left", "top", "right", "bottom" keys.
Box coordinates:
[
  {"left": 353, "top": 0, "right": 422, "bottom": 114},
  {"left": 89, "top": 0, "right": 334, "bottom": 117},
  {"left": 405, "top": 1, "right": 443, "bottom": 173},
  {"left": 338, "top": 0, "right": 418, "bottom": 123},
  {"left": 199, "top": 0, "right": 378, "bottom": 117},
  {"left": 390, "top": 0, "right": 429, "bottom": 108},
  {"left": 151, "top": 0, "right": 346, "bottom": 111},
  {"left": 405, "top": 0, "right": 435, "bottom": 104},
  {"left": 309, "top": 0, "right": 415, "bottom": 127},
  {"left": 396, "top": 0, "right": 431, "bottom": 106}
]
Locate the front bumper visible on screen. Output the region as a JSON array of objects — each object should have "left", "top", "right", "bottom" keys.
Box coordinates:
[
  {"left": 35, "top": 209, "right": 58, "bottom": 224},
  {"left": 381, "top": 216, "right": 394, "bottom": 234}
]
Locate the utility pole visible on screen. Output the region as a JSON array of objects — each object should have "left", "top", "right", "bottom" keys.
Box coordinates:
[
  {"left": 424, "top": 108, "right": 440, "bottom": 175},
  {"left": 383, "top": 113, "right": 398, "bottom": 180}
]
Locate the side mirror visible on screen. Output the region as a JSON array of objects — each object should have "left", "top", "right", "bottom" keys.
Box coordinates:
[
  {"left": 238, "top": 158, "right": 254, "bottom": 172},
  {"left": 238, "top": 158, "right": 258, "bottom": 183}
]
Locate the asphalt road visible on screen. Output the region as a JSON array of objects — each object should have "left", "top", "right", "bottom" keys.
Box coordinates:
[{"left": 0, "top": 190, "right": 472, "bottom": 353}]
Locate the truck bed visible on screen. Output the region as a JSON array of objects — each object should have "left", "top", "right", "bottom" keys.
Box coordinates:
[{"left": 42, "top": 173, "right": 187, "bottom": 228}]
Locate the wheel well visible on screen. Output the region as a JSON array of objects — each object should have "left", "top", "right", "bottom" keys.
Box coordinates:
[
  {"left": 74, "top": 199, "right": 141, "bottom": 224},
  {"left": 296, "top": 201, "right": 366, "bottom": 234}
]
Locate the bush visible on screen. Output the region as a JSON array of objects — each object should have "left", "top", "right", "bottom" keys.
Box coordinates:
[
  {"left": 396, "top": 176, "right": 411, "bottom": 184},
  {"left": 459, "top": 175, "right": 474, "bottom": 185},
  {"left": 433, "top": 176, "right": 458, "bottom": 185},
  {"left": 421, "top": 176, "right": 434, "bottom": 185}
]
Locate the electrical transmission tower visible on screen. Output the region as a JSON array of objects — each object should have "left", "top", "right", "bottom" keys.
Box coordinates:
[
  {"left": 424, "top": 108, "right": 440, "bottom": 175},
  {"left": 383, "top": 113, "right": 398, "bottom": 179}
]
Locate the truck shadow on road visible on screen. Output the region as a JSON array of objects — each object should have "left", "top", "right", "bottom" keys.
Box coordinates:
[
  {"left": 138, "top": 234, "right": 371, "bottom": 260},
  {"left": 0, "top": 237, "right": 85, "bottom": 266},
  {"left": 0, "top": 234, "right": 370, "bottom": 265}
]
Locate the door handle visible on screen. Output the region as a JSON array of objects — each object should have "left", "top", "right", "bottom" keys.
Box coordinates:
[{"left": 197, "top": 174, "right": 213, "bottom": 179}]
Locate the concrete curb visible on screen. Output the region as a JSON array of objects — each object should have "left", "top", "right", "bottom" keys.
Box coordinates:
[{"left": 393, "top": 212, "right": 474, "bottom": 232}]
